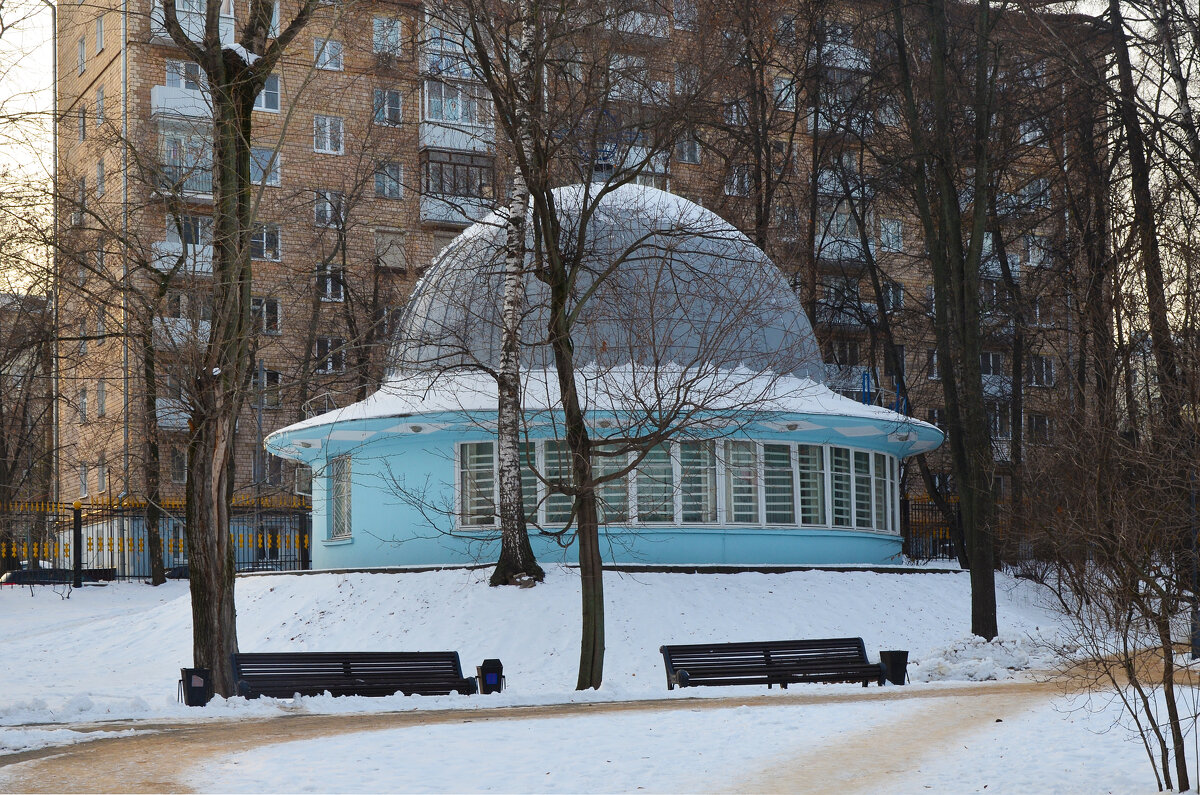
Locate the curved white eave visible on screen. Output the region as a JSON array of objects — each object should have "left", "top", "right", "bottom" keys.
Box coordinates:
[{"left": 266, "top": 366, "right": 943, "bottom": 453}]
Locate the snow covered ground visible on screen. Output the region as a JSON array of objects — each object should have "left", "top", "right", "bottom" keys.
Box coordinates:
[{"left": 0, "top": 566, "right": 1166, "bottom": 792}]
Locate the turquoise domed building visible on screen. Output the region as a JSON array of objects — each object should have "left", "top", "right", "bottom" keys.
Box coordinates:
[{"left": 266, "top": 186, "right": 943, "bottom": 569}]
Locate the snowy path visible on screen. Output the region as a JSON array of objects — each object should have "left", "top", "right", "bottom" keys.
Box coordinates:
[
  {"left": 731, "top": 682, "right": 1052, "bottom": 793},
  {"left": 1, "top": 680, "right": 1061, "bottom": 793}
]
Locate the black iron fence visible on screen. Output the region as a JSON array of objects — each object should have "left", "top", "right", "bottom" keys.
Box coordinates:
[
  {"left": 901, "top": 497, "right": 960, "bottom": 562},
  {"left": 0, "top": 498, "right": 311, "bottom": 582}
]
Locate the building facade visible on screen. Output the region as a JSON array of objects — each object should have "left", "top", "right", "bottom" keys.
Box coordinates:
[{"left": 54, "top": 0, "right": 1086, "bottom": 519}]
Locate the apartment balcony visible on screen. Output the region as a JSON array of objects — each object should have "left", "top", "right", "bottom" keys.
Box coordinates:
[
  {"left": 154, "top": 163, "right": 213, "bottom": 202},
  {"left": 812, "top": 42, "right": 871, "bottom": 72},
  {"left": 420, "top": 193, "right": 493, "bottom": 227},
  {"left": 981, "top": 373, "right": 1011, "bottom": 399},
  {"left": 992, "top": 437, "right": 1011, "bottom": 463},
  {"left": 155, "top": 398, "right": 189, "bottom": 430},
  {"left": 150, "top": 6, "right": 235, "bottom": 47},
  {"left": 816, "top": 169, "right": 873, "bottom": 200},
  {"left": 150, "top": 85, "right": 211, "bottom": 120},
  {"left": 604, "top": 10, "right": 669, "bottom": 38},
  {"left": 824, "top": 364, "right": 875, "bottom": 397},
  {"left": 816, "top": 299, "right": 878, "bottom": 328},
  {"left": 815, "top": 237, "right": 873, "bottom": 268},
  {"left": 153, "top": 316, "right": 211, "bottom": 349},
  {"left": 150, "top": 241, "right": 212, "bottom": 275},
  {"left": 419, "top": 121, "right": 494, "bottom": 154},
  {"left": 981, "top": 253, "right": 1021, "bottom": 281}
]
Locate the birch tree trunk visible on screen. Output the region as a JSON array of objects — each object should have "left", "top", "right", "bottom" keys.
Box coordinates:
[{"left": 490, "top": 0, "right": 544, "bottom": 587}]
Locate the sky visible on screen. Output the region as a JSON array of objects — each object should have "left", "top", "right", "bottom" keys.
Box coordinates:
[{"left": 0, "top": 0, "right": 55, "bottom": 181}]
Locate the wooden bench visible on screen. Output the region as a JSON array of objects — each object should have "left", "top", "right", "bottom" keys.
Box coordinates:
[
  {"left": 659, "top": 637, "right": 887, "bottom": 690},
  {"left": 231, "top": 651, "right": 479, "bottom": 699}
]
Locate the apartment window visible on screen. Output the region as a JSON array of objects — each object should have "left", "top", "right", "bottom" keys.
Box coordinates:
[
  {"left": 636, "top": 444, "right": 673, "bottom": 523},
  {"left": 166, "top": 60, "right": 204, "bottom": 90},
  {"left": 980, "top": 350, "right": 1005, "bottom": 376},
  {"left": 313, "top": 115, "right": 344, "bottom": 154},
  {"left": 97, "top": 455, "right": 107, "bottom": 492},
  {"left": 78, "top": 387, "right": 88, "bottom": 423},
  {"left": 927, "top": 349, "right": 940, "bottom": 380},
  {"left": 79, "top": 463, "right": 89, "bottom": 497},
  {"left": 880, "top": 281, "right": 904, "bottom": 312},
  {"left": 1028, "top": 354, "right": 1056, "bottom": 387},
  {"left": 249, "top": 223, "right": 280, "bottom": 261},
  {"left": 78, "top": 36, "right": 86, "bottom": 74},
  {"left": 1031, "top": 296, "right": 1053, "bottom": 328},
  {"left": 253, "top": 75, "right": 280, "bottom": 111},
  {"left": 1027, "top": 412, "right": 1051, "bottom": 443},
  {"left": 95, "top": 15, "right": 104, "bottom": 52},
  {"left": 884, "top": 345, "right": 906, "bottom": 378},
  {"left": 317, "top": 263, "right": 345, "bottom": 301},
  {"left": 313, "top": 190, "right": 344, "bottom": 227},
  {"left": 96, "top": 160, "right": 105, "bottom": 196},
  {"left": 252, "top": 368, "right": 282, "bottom": 408},
  {"left": 879, "top": 218, "right": 903, "bottom": 252},
  {"left": 254, "top": 449, "right": 285, "bottom": 485},
  {"left": 673, "top": 0, "right": 696, "bottom": 29},
  {"left": 315, "top": 336, "right": 345, "bottom": 373},
  {"left": 250, "top": 147, "right": 281, "bottom": 185},
  {"left": 679, "top": 441, "right": 716, "bottom": 523},
  {"left": 826, "top": 338, "right": 860, "bottom": 367},
  {"left": 164, "top": 370, "right": 183, "bottom": 400},
  {"left": 607, "top": 53, "right": 647, "bottom": 102},
  {"left": 1023, "top": 177, "right": 1050, "bottom": 209},
  {"left": 96, "top": 311, "right": 106, "bottom": 344},
  {"left": 675, "top": 133, "right": 700, "bottom": 165},
  {"left": 927, "top": 407, "right": 946, "bottom": 430},
  {"left": 773, "top": 77, "right": 797, "bottom": 111},
  {"left": 373, "top": 88, "right": 403, "bottom": 126},
  {"left": 97, "top": 379, "right": 106, "bottom": 417},
  {"left": 295, "top": 466, "right": 312, "bottom": 496},
  {"left": 424, "top": 80, "right": 489, "bottom": 126},
  {"left": 725, "top": 164, "right": 751, "bottom": 197},
  {"left": 674, "top": 63, "right": 699, "bottom": 96},
  {"left": 422, "top": 150, "right": 494, "bottom": 198},
  {"left": 251, "top": 296, "right": 281, "bottom": 334},
  {"left": 168, "top": 214, "right": 211, "bottom": 247},
  {"left": 78, "top": 108, "right": 86, "bottom": 142},
  {"left": 95, "top": 87, "right": 104, "bottom": 125},
  {"left": 78, "top": 317, "right": 87, "bottom": 353},
  {"left": 1026, "top": 234, "right": 1051, "bottom": 268},
  {"left": 170, "top": 447, "right": 187, "bottom": 484},
  {"left": 986, "top": 401, "right": 1011, "bottom": 440},
  {"left": 1018, "top": 119, "right": 1047, "bottom": 147},
  {"left": 458, "top": 443, "right": 494, "bottom": 526},
  {"left": 374, "top": 230, "right": 407, "bottom": 271},
  {"left": 373, "top": 17, "right": 403, "bottom": 57},
  {"left": 314, "top": 38, "right": 343, "bottom": 70},
  {"left": 375, "top": 161, "right": 403, "bottom": 199}
]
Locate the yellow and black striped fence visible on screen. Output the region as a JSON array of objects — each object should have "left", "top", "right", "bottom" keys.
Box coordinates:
[{"left": 0, "top": 500, "right": 311, "bottom": 582}]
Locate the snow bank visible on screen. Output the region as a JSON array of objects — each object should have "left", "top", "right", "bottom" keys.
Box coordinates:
[{"left": 0, "top": 566, "right": 1063, "bottom": 732}]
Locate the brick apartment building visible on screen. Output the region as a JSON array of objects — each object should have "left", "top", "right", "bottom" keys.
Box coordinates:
[{"left": 53, "top": 0, "right": 1091, "bottom": 509}]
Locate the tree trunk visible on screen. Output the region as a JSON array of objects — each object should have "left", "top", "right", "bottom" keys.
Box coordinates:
[
  {"left": 140, "top": 327, "right": 166, "bottom": 586},
  {"left": 491, "top": 0, "right": 543, "bottom": 587}
]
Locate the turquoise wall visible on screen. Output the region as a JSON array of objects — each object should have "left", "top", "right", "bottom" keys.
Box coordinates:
[{"left": 274, "top": 409, "right": 935, "bottom": 569}]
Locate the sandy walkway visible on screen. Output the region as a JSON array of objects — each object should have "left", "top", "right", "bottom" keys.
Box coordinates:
[{"left": 0, "top": 680, "right": 1061, "bottom": 794}]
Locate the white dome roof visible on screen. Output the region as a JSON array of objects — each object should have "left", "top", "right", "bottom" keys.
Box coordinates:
[{"left": 390, "top": 184, "right": 824, "bottom": 381}]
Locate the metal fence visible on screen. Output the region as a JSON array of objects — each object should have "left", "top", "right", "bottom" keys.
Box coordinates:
[
  {"left": 901, "top": 498, "right": 960, "bottom": 562},
  {"left": 0, "top": 499, "right": 311, "bottom": 582}
]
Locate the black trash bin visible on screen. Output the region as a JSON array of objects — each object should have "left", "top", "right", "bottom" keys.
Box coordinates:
[
  {"left": 477, "top": 659, "right": 504, "bottom": 694},
  {"left": 879, "top": 650, "right": 909, "bottom": 685},
  {"left": 180, "top": 667, "right": 213, "bottom": 706}
]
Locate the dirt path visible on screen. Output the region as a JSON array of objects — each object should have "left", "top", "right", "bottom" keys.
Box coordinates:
[
  {"left": 731, "top": 682, "right": 1057, "bottom": 793},
  {"left": 0, "top": 681, "right": 1061, "bottom": 794}
]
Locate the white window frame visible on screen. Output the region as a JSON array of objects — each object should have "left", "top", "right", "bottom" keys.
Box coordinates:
[
  {"left": 253, "top": 74, "right": 280, "bottom": 111},
  {"left": 375, "top": 161, "right": 403, "bottom": 199},
  {"left": 313, "top": 114, "right": 344, "bottom": 154},
  {"left": 315, "top": 336, "right": 345, "bottom": 373},
  {"left": 317, "top": 263, "right": 345, "bottom": 302},
  {"left": 328, "top": 455, "right": 352, "bottom": 538},
  {"left": 251, "top": 296, "right": 281, "bottom": 334},
  {"left": 373, "top": 16, "right": 403, "bottom": 57},
  {"left": 250, "top": 146, "right": 281, "bottom": 185},
  {"left": 313, "top": 190, "right": 343, "bottom": 227},
  {"left": 314, "top": 38, "right": 344, "bottom": 71},
  {"left": 373, "top": 88, "right": 403, "bottom": 126}
]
